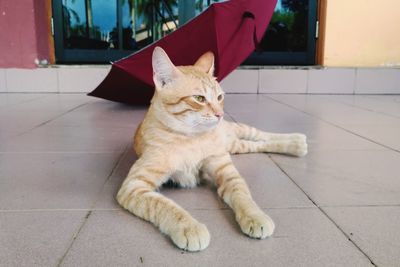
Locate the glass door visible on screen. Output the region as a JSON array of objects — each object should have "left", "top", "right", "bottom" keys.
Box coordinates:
[
  {"left": 53, "top": 0, "right": 180, "bottom": 63},
  {"left": 244, "top": 0, "right": 318, "bottom": 65},
  {"left": 53, "top": 0, "right": 317, "bottom": 65}
]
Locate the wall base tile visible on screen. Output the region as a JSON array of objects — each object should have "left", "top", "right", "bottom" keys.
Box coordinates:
[
  {"left": 0, "top": 69, "right": 6, "bottom": 92},
  {"left": 308, "top": 68, "right": 355, "bottom": 94},
  {"left": 6, "top": 68, "right": 58, "bottom": 93},
  {"left": 1, "top": 66, "right": 399, "bottom": 95},
  {"left": 356, "top": 68, "right": 400, "bottom": 94},
  {"left": 220, "top": 69, "right": 258, "bottom": 93},
  {"left": 259, "top": 69, "right": 307, "bottom": 93},
  {"left": 58, "top": 66, "right": 111, "bottom": 93}
]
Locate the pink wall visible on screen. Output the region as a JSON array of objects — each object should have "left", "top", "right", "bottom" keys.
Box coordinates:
[{"left": 0, "top": 0, "right": 52, "bottom": 68}]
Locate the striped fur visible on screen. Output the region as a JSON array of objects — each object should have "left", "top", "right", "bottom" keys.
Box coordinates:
[{"left": 117, "top": 47, "right": 307, "bottom": 251}]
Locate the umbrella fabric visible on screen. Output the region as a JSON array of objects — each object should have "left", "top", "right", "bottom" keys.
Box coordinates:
[{"left": 88, "top": 0, "right": 277, "bottom": 105}]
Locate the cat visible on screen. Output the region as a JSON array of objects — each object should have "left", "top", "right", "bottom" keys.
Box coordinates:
[{"left": 117, "top": 47, "right": 307, "bottom": 251}]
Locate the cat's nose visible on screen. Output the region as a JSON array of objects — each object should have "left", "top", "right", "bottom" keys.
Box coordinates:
[{"left": 215, "top": 112, "right": 224, "bottom": 119}]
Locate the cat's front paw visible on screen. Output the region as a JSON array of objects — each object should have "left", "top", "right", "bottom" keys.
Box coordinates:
[
  {"left": 237, "top": 211, "right": 275, "bottom": 239},
  {"left": 170, "top": 220, "right": 210, "bottom": 252}
]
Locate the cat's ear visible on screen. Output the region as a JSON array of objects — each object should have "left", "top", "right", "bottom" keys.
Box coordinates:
[
  {"left": 194, "top": 51, "right": 215, "bottom": 76},
  {"left": 152, "top": 46, "right": 182, "bottom": 89}
]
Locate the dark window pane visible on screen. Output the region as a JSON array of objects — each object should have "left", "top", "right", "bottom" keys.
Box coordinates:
[
  {"left": 122, "top": 0, "right": 179, "bottom": 50},
  {"left": 62, "top": 0, "right": 117, "bottom": 50},
  {"left": 259, "top": 0, "right": 309, "bottom": 52}
]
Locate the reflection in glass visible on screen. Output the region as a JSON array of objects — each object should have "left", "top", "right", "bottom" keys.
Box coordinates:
[
  {"left": 62, "top": 0, "right": 117, "bottom": 49},
  {"left": 195, "top": 0, "right": 222, "bottom": 15},
  {"left": 259, "top": 0, "right": 308, "bottom": 52}
]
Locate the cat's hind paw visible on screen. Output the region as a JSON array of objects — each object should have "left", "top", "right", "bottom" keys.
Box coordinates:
[
  {"left": 170, "top": 220, "right": 210, "bottom": 252},
  {"left": 287, "top": 138, "right": 308, "bottom": 157},
  {"left": 237, "top": 211, "right": 275, "bottom": 239}
]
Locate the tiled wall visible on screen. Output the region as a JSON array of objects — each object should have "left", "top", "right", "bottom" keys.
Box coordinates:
[
  {"left": 221, "top": 68, "right": 400, "bottom": 94},
  {"left": 0, "top": 66, "right": 399, "bottom": 94}
]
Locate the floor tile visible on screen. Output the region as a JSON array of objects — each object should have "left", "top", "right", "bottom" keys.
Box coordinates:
[
  {"left": 94, "top": 150, "right": 313, "bottom": 210},
  {"left": 47, "top": 100, "right": 146, "bottom": 129},
  {"left": 267, "top": 95, "right": 400, "bottom": 150},
  {"left": 0, "top": 152, "right": 121, "bottom": 210},
  {"left": 272, "top": 150, "right": 400, "bottom": 206},
  {"left": 0, "top": 93, "right": 46, "bottom": 108},
  {"left": 225, "top": 95, "right": 383, "bottom": 151},
  {"left": 225, "top": 94, "right": 316, "bottom": 125},
  {"left": 60, "top": 209, "right": 372, "bottom": 267},
  {"left": 324, "top": 206, "right": 400, "bottom": 267},
  {"left": 0, "top": 210, "right": 86, "bottom": 267},
  {"left": 268, "top": 94, "right": 400, "bottom": 126},
  {"left": 339, "top": 124, "right": 400, "bottom": 151},
  {"left": 0, "top": 125, "right": 131, "bottom": 152},
  {"left": 3, "top": 93, "right": 91, "bottom": 112},
  {"left": 324, "top": 95, "right": 400, "bottom": 119}
]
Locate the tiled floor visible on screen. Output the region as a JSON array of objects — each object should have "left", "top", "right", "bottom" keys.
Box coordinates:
[{"left": 1, "top": 93, "right": 399, "bottom": 267}]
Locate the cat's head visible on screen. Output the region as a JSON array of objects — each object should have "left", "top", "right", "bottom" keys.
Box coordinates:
[{"left": 151, "top": 46, "right": 224, "bottom": 135}]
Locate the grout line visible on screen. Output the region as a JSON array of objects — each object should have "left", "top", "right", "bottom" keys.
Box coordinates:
[
  {"left": 0, "top": 94, "right": 51, "bottom": 111},
  {"left": 0, "top": 150, "right": 125, "bottom": 154},
  {"left": 12, "top": 101, "right": 91, "bottom": 138},
  {"left": 264, "top": 95, "right": 400, "bottom": 153},
  {"left": 56, "top": 68, "right": 60, "bottom": 93},
  {"left": 353, "top": 68, "right": 357, "bottom": 94},
  {"left": 328, "top": 97, "right": 400, "bottom": 120},
  {"left": 0, "top": 209, "right": 121, "bottom": 213},
  {"left": 56, "top": 144, "right": 128, "bottom": 266},
  {"left": 319, "top": 204, "right": 400, "bottom": 208},
  {"left": 0, "top": 206, "right": 321, "bottom": 213},
  {"left": 90, "top": 145, "right": 130, "bottom": 209},
  {"left": 268, "top": 155, "right": 377, "bottom": 266},
  {"left": 56, "top": 210, "right": 92, "bottom": 267}
]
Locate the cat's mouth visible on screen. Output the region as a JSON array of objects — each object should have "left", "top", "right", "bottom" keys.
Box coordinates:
[{"left": 202, "top": 117, "right": 222, "bottom": 126}]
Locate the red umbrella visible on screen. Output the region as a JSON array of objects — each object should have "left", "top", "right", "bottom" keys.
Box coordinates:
[{"left": 88, "top": 0, "right": 277, "bottom": 105}]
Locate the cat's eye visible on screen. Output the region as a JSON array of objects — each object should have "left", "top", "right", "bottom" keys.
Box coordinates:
[
  {"left": 217, "top": 94, "right": 224, "bottom": 101},
  {"left": 193, "top": 95, "right": 206, "bottom": 103}
]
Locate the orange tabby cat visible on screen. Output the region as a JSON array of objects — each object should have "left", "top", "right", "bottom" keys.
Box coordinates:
[{"left": 117, "top": 47, "right": 307, "bottom": 251}]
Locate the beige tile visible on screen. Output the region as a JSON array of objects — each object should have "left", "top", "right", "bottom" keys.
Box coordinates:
[
  {"left": 48, "top": 100, "right": 146, "bottom": 129},
  {"left": 0, "top": 125, "right": 131, "bottom": 153},
  {"left": 308, "top": 68, "right": 355, "bottom": 94},
  {"left": 337, "top": 95, "right": 400, "bottom": 118},
  {"left": 324, "top": 206, "right": 400, "bottom": 267},
  {"left": 0, "top": 69, "right": 6, "bottom": 92},
  {"left": 0, "top": 152, "right": 121, "bottom": 210},
  {"left": 356, "top": 68, "right": 400, "bottom": 94},
  {"left": 269, "top": 94, "right": 400, "bottom": 126},
  {"left": 259, "top": 69, "right": 307, "bottom": 93},
  {"left": 0, "top": 211, "right": 86, "bottom": 267},
  {"left": 220, "top": 69, "right": 258, "bottom": 93},
  {"left": 95, "top": 150, "right": 314, "bottom": 210},
  {"left": 6, "top": 68, "right": 58, "bottom": 92},
  {"left": 61, "top": 209, "right": 372, "bottom": 267},
  {"left": 272, "top": 150, "right": 400, "bottom": 206},
  {"left": 58, "top": 67, "right": 111, "bottom": 93}
]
